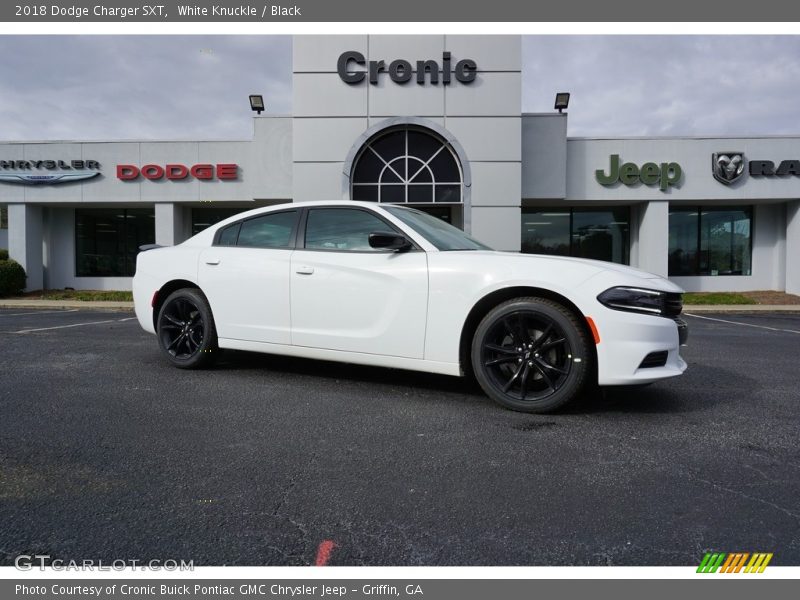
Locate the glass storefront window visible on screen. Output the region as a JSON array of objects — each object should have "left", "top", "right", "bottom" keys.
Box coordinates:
[
  {"left": 75, "top": 208, "right": 155, "bottom": 277},
  {"left": 191, "top": 207, "right": 248, "bottom": 236},
  {"left": 521, "top": 211, "right": 570, "bottom": 256},
  {"left": 572, "top": 208, "right": 630, "bottom": 264},
  {"left": 0, "top": 205, "right": 7, "bottom": 229},
  {"left": 702, "top": 209, "right": 752, "bottom": 276},
  {"left": 413, "top": 205, "right": 453, "bottom": 224},
  {"left": 669, "top": 206, "right": 752, "bottom": 276},
  {"left": 521, "top": 207, "right": 630, "bottom": 265},
  {"left": 667, "top": 209, "right": 699, "bottom": 276}
]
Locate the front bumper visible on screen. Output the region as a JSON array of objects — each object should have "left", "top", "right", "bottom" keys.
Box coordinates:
[{"left": 592, "top": 308, "right": 688, "bottom": 386}]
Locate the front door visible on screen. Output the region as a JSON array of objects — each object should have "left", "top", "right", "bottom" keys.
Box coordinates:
[{"left": 290, "top": 207, "right": 428, "bottom": 359}]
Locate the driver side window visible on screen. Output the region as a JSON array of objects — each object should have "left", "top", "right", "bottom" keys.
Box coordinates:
[{"left": 304, "top": 208, "right": 396, "bottom": 252}]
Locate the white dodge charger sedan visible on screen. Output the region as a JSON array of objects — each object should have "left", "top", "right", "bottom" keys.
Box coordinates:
[{"left": 133, "top": 201, "right": 687, "bottom": 413}]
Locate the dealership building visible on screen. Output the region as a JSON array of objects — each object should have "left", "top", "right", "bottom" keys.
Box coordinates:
[{"left": 2, "top": 35, "right": 799, "bottom": 294}]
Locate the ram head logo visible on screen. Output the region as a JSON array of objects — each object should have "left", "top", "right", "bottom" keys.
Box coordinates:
[{"left": 712, "top": 152, "right": 745, "bottom": 185}]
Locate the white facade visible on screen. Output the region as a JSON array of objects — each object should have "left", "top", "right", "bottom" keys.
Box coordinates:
[
  {"left": 1, "top": 35, "right": 799, "bottom": 294},
  {"left": 292, "top": 35, "right": 522, "bottom": 249}
]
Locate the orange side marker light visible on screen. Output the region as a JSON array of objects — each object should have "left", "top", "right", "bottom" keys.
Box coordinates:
[{"left": 586, "top": 316, "right": 600, "bottom": 344}]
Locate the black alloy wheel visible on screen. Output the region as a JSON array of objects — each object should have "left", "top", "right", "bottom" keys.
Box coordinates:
[
  {"left": 471, "top": 297, "right": 591, "bottom": 413},
  {"left": 157, "top": 288, "right": 218, "bottom": 369}
]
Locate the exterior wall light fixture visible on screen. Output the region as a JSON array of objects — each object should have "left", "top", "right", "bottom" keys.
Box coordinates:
[
  {"left": 554, "top": 92, "right": 570, "bottom": 113},
  {"left": 249, "top": 95, "right": 265, "bottom": 115}
]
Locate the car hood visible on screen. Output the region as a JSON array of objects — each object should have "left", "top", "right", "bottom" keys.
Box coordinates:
[
  {"left": 497, "top": 252, "right": 663, "bottom": 278},
  {"left": 450, "top": 250, "right": 684, "bottom": 292}
]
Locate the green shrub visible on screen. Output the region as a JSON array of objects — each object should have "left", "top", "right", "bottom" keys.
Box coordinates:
[
  {"left": 0, "top": 259, "right": 26, "bottom": 297},
  {"left": 0, "top": 248, "right": 8, "bottom": 260}
]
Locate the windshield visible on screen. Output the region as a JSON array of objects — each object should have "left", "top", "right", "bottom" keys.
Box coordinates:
[{"left": 384, "top": 206, "right": 492, "bottom": 251}]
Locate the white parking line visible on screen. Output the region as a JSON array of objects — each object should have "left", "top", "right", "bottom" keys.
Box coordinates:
[
  {"left": 0, "top": 309, "right": 80, "bottom": 317},
  {"left": 13, "top": 317, "right": 137, "bottom": 334},
  {"left": 684, "top": 313, "right": 800, "bottom": 334}
]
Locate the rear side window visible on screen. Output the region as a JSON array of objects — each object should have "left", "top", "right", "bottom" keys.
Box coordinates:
[
  {"left": 221, "top": 210, "right": 297, "bottom": 248},
  {"left": 217, "top": 223, "right": 240, "bottom": 246},
  {"left": 304, "top": 208, "right": 397, "bottom": 252}
]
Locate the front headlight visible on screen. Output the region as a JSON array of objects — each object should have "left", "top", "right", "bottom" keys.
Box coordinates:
[{"left": 597, "top": 286, "right": 683, "bottom": 318}]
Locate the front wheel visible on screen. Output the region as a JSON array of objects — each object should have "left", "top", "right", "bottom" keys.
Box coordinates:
[
  {"left": 156, "top": 288, "right": 218, "bottom": 369},
  {"left": 471, "top": 297, "right": 592, "bottom": 413}
]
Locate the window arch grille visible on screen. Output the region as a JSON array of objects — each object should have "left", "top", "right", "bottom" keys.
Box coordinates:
[{"left": 350, "top": 126, "right": 463, "bottom": 204}]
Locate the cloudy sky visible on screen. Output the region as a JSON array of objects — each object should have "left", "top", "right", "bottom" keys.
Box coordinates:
[
  {"left": 1, "top": 35, "right": 799, "bottom": 140},
  {"left": 521, "top": 36, "right": 800, "bottom": 136}
]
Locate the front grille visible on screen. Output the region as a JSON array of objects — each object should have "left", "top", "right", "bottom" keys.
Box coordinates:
[
  {"left": 639, "top": 350, "right": 669, "bottom": 369},
  {"left": 675, "top": 318, "right": 689, "bottom": 345},
  {"left": 663, "top": 293, "right": 683, "bottom": 318}
]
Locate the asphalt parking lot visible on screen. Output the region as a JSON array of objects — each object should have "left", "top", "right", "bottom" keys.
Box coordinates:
[{"left": 1, "top": 308, "right": 799, "bottom": 566}]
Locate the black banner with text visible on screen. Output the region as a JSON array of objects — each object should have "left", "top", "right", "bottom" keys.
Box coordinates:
[
  {"left": 2, "top": 0, "right": 800, "bottom": 22},
  {"left": 4, "top": 579, "right": 797, "bottom": 600}
]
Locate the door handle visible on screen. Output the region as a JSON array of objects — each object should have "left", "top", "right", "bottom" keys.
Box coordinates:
[
  {"left": 295, "top": 266, "right": 315, "bottom": 275},
  {"left": 205, "top": 258, "right": 220, "bottom": 265}
]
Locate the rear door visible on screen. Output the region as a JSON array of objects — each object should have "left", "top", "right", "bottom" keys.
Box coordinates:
[
  {"left": 199, "top": 209, "right": 298, "bottom": 344},
  {"left": 290, "top": 207, "right": 428, "bottom": 358}
]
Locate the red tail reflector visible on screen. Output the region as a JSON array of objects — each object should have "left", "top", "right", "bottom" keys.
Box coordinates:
[{"left": 151, "top": 291, "right": 159, "bottom": 308}]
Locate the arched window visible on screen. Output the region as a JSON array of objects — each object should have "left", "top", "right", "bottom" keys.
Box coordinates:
[{"left": 350, "top": 126, "right": 463, "bottom": 204}]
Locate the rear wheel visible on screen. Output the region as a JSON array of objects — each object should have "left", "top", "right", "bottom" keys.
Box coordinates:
[
  {"left": 471, "top": 297, "right": 592, "bottom": 413},
  {"left": 156, "top": 288, "right": 218, "bottom": 369}
]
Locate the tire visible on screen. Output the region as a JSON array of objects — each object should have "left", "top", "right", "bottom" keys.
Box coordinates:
[
  {"left": 471, "top": 297, "right": 592, "bottom": 413},
  {"left": 156, "top": 288, "right": 219, "bottom": 369}
]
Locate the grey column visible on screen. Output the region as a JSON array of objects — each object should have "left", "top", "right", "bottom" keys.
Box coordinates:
[
  {"left": 7, "top": 204, "right": 43, "bottom": 291},
  {"left": 636, "top": 200, "right": 669, "bottom": 277},
  {"left": 786, "top": 200, "right": 800, "bottom": 295},
  {"left": 155, "top": 203, "right": 189, "bottom": 246}
]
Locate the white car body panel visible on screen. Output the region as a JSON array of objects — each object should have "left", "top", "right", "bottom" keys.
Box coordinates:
[
  {"left": 290, "top": 249, "right": 428, "bottom": 358},
  {"left": 133, "top": 246, "right": 200, "bottom": 334},
  {"left": 422, "top": 251, "right": 686, "bottom": 385},
  {"left": 216, "top": 338, "right": 461, "bottom": 377},
  {"left": 133, "top": 200, "right": 687, "bottom": 387},
  {"left": 570, "top": 268, "right": 685, "bottom": 385},
  {"left": 423, "top": 251, "right": 601, "bottom": 364},
  {"left": 199, "top": 246, "right": 292, "bottom": 344}
]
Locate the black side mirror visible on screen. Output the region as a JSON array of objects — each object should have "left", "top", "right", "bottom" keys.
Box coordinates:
[{"left": 368, "top": 231, "right": 413, "bottom": 252}]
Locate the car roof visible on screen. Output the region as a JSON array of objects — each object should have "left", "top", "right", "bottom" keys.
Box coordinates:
[
  {"left": 270, "top": 200, "right": 405, "bottom": 209},
  {"left": 227, "top": 201, "right": 412, "bottom": 220}
]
